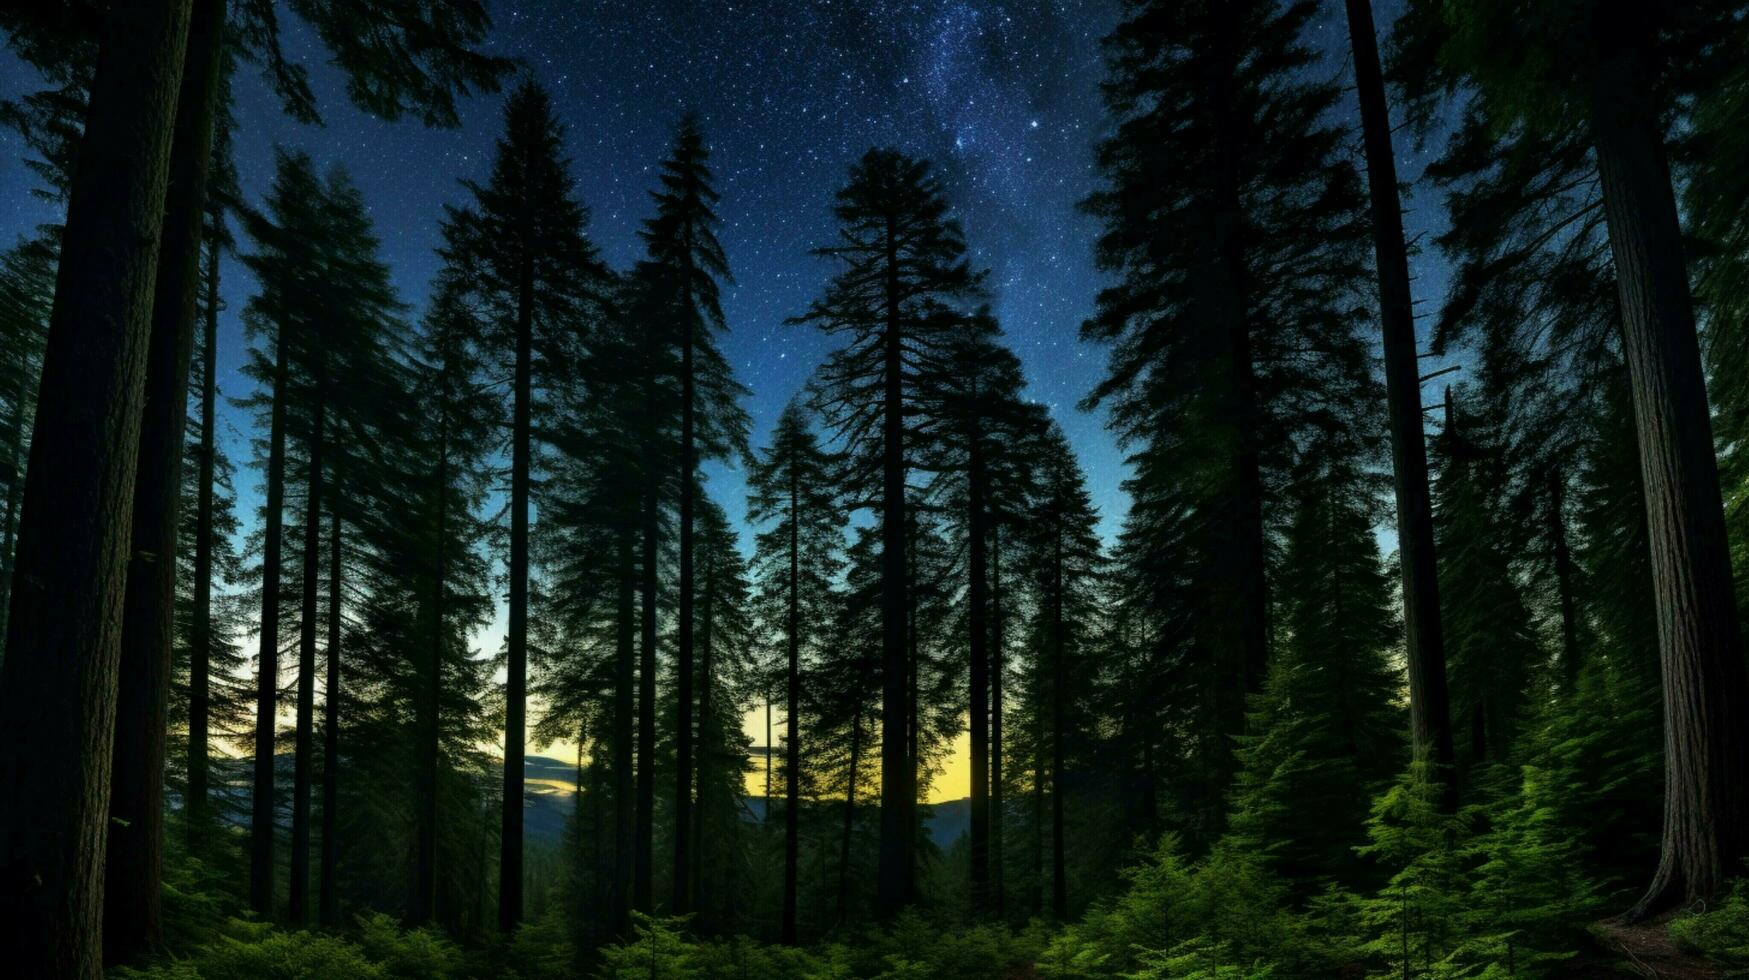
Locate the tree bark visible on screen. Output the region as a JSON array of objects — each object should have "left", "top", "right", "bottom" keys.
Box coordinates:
[
  {"left": 499, "top": 171, "right": 535, "bottom": 932},
  {"left": 1582, "top": 22, "right": 1749, "bottom": 918},
  {"left": 1341, "top": 0, "right": 1457, "bottom": 804},
  {"left": 875, "top": 211, "right": 911, "bottom": 919},
  {"left": 289, "top": 365, "right": 325, "bottom": 925},
  {"left": 188, "top": 211, "right": 222, "bottom": 853},
  {"left": 782, "top": 470, "right": 801, "bottom": 945},
  {"left": 104, "top": 0, "right": 226, "bottom": 961},
  {"left": 319, "top": 505, "right": 341, "bottom": 924},
  {"left": 250, "top": 299, "right": 293, "bottom": 918},
  {"left": 0, "top": 4, "right": 192, "bottom": 974}
]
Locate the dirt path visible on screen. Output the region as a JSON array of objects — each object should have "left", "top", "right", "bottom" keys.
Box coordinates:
[{"left": 1580, "top": 919, "right": 1728, "bottom": 979}]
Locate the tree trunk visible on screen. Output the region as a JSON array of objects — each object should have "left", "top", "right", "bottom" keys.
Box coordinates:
[
  {"left": 1050, "top": 532, "right": 1068, "bottom": 921},
  {"left": 250, "top": 300, "right": 293, "bottom": 918},
  {"left": 989, "top": 525, "right": 1005, "bottom": 919},
  {"left": 1031, "top": 720, "right": 1044, "bottom": 917},
  {"left": 612, "top": 530, "right": 635, "bottom": 932},
  {"left": 319, "top": 505, "right": 341, "bottom": 925},
  {"left": 1341, "top": 0, "right": 1457, "bottom": 804},
  {"left": 875, "top": 212, "right": 911, "bottom": 919},
  {"left": 968, "top": 435, "right": 990, "bottom": 916},
  {"left": 289, "top": 368, "right": 325, "bottom": 925},
  {"left": 499, "top": 182, "right": 535, "bottom": 932},
  {"left": 635, "top": 454, "right": 658, "bottom": 913},
  {"left": 0, "top": 3, "right": 191, "bottom": 974},
  {"left": 188, "top": 212, "right": 222, "bottom": 853},
  {"left": 674, "top": 272, "right": 696, "bottom": 917},
  {"left": 782, "top": 472, "right": 801, "bottom": 945},
  {"left": 411, "top": 434, "right": 447, "bottom": 925},
  {"left": 692, "top": 549, "right": 716, "bottom": 933},
  {"left": 838, "top": 703, "right": 863, "bottom": 926},
  {"left": 1582, "top": 24, "right": 1749, "bottom": 918},
  {"left": 103, "top": 0, "right": 225, "bottom": 961}
]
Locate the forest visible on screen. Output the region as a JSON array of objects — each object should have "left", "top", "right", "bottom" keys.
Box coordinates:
[{"left": 2, "top": 0, "right": 1749, "bottom": 977}]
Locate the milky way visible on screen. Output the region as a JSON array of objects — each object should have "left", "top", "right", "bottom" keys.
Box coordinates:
[{"left": 0, "top": 0, "right": 1448, "bottom": 546}]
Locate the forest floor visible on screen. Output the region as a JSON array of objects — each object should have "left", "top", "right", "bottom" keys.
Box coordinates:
[{"left": 1573, "top": 919, "right": 1729, "bottom": 979}]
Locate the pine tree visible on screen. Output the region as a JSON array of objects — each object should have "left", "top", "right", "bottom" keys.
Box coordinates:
[
  {"left": 237, "top": 150, "right": 329, "bottom": 919},
  {"left": 440, "top": 78, "right": 605, "bottom": 931},
  {"left": 636, "top": 115, "right": 747, "bottom": 915},
  {"left": 793, "top": 148, "right": 982, "bottom": 917},
  {"left": 0, "top": 5, "right": 191, "bottom": 972},
  {"left": 1023, "top": 423, "right": 1103, "bottom": 920},
  {"left": 1401, "top": 0, "right": 1749, "bottom": 914},
  {"left": 916, "top": 310, "right": 1036, "bottom": 916},
  {"left": 1227, "top": 446, "right": 1403, "bottom": 891},
  {"left": 1434, "top": 390, "right": 1539, "bottom": 775},
  {"left": 0, "top": 237, "right": 52, "bottom": 652},
  {"left": 748, "top": 401, "right": 843, "bottom": 943},
  {"left": 1339, "top": 0, "right": 1455, "bottom": 795},
  {"left": 405, "top": 274, "right": 500, "bottom": 926},
  {"left": 1083, "top": 0, "right": 1373, "bottom": 843}
]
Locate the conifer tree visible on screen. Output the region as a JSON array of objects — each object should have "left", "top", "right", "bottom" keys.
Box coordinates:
[
  {"left": 748, "top": 401, "right": 843, "bottom": 943},
  {"left": 0, "top": 238, "right": 52, "bottom": 650},
  {"left": 1401, "top": 0, "right": 1749, "bottom": 914},
  {"left": 1227, "top": 445, "right": 1403, "bottom": 890},
  {"left": 0, "top": 6, "right": 191, "bottom": 971},
  {"left": 636, "top": 115, "right": 746, "bottom": 914},
  {"left": 793, "top": 148, "right": 982, "bottom": 916},
  {"left": 1023, "top": 423, "right": 1102, "bottom": 920},
  {"left": 237, "top": 150, "right": 328, "bottom": 919},
  {"left": 1083, "top": 0, "right": 1372, "bottom": 842},
  {"left": 405, "top": 274, "right": 500, "bottom": 926},
  {"left": 440, "top": 78, "right": 604, "bottom": 931},
  {"left": 1434, "top": 390, "right": 1539, "bottom": 774}
]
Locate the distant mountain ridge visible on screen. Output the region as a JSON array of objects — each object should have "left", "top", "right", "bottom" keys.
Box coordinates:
[{"left": 521, "top": 756, "right": 971, "bottom": 848}]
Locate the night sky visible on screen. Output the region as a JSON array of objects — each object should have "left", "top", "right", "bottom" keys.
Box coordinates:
[{"left": 0, "top": 0, "right": 1450, "bottom": 781}]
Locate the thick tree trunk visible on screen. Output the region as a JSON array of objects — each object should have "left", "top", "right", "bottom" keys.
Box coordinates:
[
  {"left": 250, "top": 309, "right": 292, "bottom": 917},
  {"left": 319, "top": 506, "right": 341, "bottom": 924},
  {"left": 612, "top": 530, "right": 635, "bottom": 931},
  {"left": 674, "top": 281, "right": 695, "bottom": 916},
  {"left": 875, "top": 213, "right": 911, "bottom": 919},
  {"left": 289, "top": 378, "right": 325, "bottom": 925},
  {"left": 499, "top": 196, "right": 534, "bottom": 932},
  {"left": 1341, "top": 0, "right": 1458, "bottom": 803},
  {"left": 0, "top": 5, "right": 192, "bottom": 974},
  {"left": 989, "top": 526, "right": 1005, "bottom": 918},
  {"left": 104, "top": 0, "right": 226, "bottom": 961},
  {"left": 782, "top": 474, "right": 801, "bottom": 945},
  {"left": 1582, "top": 25, "right": 1749, "bottom": 919},
  {"left": 968, "top": 439, "right": 990, "bottom": 915},
  {"left": 411, "top": 440, "right": 447, "bottom": 925},
  {"left": 188, "top": 215, "right": 221, "bottom": 852}
]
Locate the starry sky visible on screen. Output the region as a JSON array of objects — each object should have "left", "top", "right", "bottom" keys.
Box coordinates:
[{"left": 1, "top": 0, "right": 1451, "bottom": 796}]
